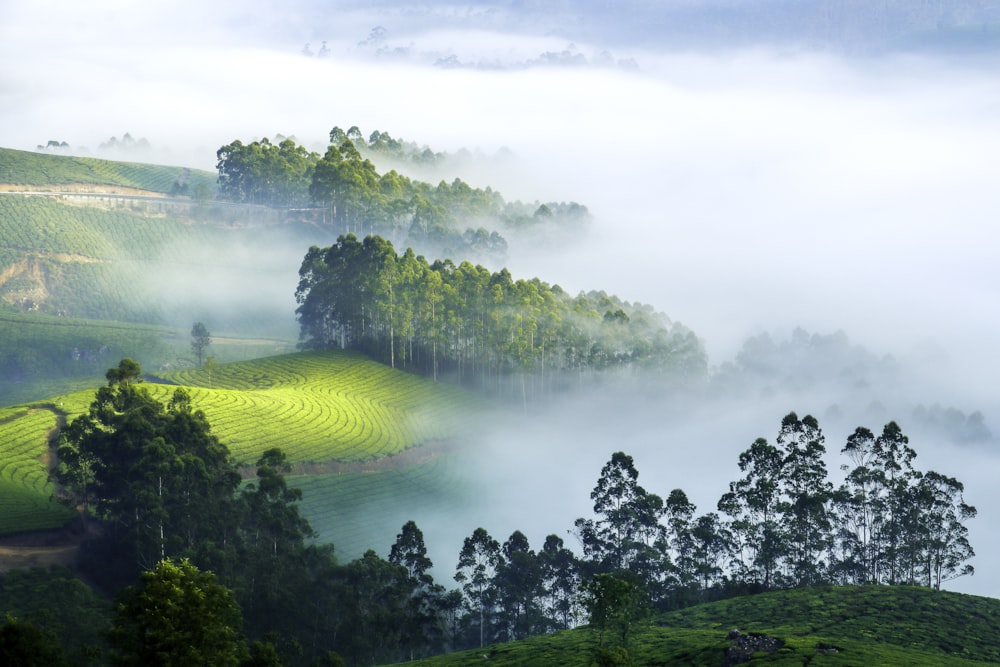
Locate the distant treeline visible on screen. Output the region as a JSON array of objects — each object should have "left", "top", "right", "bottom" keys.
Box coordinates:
[
  {"left": 215, "top": 127, "right": 589, "bottom": 260},
  {"left": 295, "top": 234, "right": 706, "bottom": 399}
]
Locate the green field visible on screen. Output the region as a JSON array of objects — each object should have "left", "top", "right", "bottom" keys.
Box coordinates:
[
  {"left": 290, "top": 453, "right": 472, "bottom": 560},
  {"left": 0, "top": 146, "right": 216, "bottom": 193},
  {"left": 155, "top": 351, "right": 484, "bottom": 465},
  {"left": 0, "top": 310, "right": 295, "bottom": 406},
  {"left": 392, "top": 586, "right": 1000, "bottom": 666},
  {"left": 0, "top": 406, "right": 76, "bottom": 533},
  {"left": 0, "top": 351, "right": 485, "bottom": 536}
]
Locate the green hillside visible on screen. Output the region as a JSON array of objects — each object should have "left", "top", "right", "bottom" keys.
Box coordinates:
[
  {"left": 0, "top": 146, "right": 215, "bottom": 193},
  {"left": 0, "top": 350, "right": 485, "bottom": 537},
  {"left": 393, "top": 586, "right": 1000, "bottom": 666}
]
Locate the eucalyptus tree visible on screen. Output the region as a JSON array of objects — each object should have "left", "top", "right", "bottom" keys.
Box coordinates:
[
  {"left": 776, "top": 412, "right": 833, "bottom": 585},
  {"left": 455, "top": 527, "right": 503, "bottom": 648},
  {"left": 492, "top": 531, "right": 544, "bottom": 641},
  {"left": 718, "top": 437, "right": 785, "bottom": 590},
  {"left": 109, "top": 558, "right": 246, "bottom": 667},
  {"left": 872, "top": 421, "right": 920, "bottom": 584},
  {"left": 574, "top": 452, "right": 667, "bottom": 607},
  {"left": 538, "top": 534, "right": 581, "bottom": 631},
  {"left": 913, "top": 471, "right": 976, "bottom": 589},
  {"left": 835, "top": 426, "right": 880, "bottom": 584}
]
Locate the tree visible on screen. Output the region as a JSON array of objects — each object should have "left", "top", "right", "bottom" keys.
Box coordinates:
[
  {"left": 718, "top": 437, "right": 785, "bottom": 590},
  {"left": 55, "top": 360, "right": 241, "bottom": 583},
  {"left": 0, "top": 616, "right": 66, "bottom": 667},
  {"left": 191, "top": 322, "right": 211, "bottom": 367},
  {"left": 776, "top": 412, "right": 832, "bottom": 585},
  {"left": 108, "top": 558, "right": 247, "bottom": 667},
  {"left": 455, "top": 527, "right": 502, "bottom": 648},
  {"left": 493, "top": 531, "right": 543, "bottom": 641},
  {"left": 581, "top": 572, "right": 647, "bottom": 666},
  {"left": 575, "top": 452, "right": 665, "bottom": 578}
]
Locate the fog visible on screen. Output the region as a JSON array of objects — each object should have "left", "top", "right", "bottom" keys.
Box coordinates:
[{"left": 2, "top": 1, "right": 999, "bottom": 597}]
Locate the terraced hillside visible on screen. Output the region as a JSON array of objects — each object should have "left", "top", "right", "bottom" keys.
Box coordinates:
[
  {"left": 0, "top": 146, "right": 215, "bottom": 193},
  {"left": 0, "top": 406, "right": 76, "bottom": 534},
  {"left": 0, "top": 351, "right": 485, "bottom": 540},
  {"left": 156, "top": 351, "right": 482, "bottom": 465}
]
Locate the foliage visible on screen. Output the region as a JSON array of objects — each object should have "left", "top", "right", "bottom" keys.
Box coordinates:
[
  {"left": 217, "top": 129, "right": 590, "bottom": 262},
  {"left": 108, "top": 558, "right": 247, "bottom": 667},
  {"left": 54, "top": 359, "right": 243, "bottom": 580},
  {"left": 190, "top": 322, "right": 211, "bottom": 367},
  {"left": 296, "top": 234, "right": 706, "bottom": 400},
  {"left": 0, "top": 615, "right": 67, "bottom": 667},
  {"left": 0, "top": 566, "right": 111, "bottom": 660}
]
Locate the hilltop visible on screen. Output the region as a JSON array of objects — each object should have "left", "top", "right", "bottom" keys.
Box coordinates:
[{"left": 392, "top": 585, "right": 1000, "bottom": 666}]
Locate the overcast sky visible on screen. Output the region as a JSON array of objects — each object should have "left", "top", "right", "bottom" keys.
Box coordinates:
[{"left": 2, "top": 1, "right": 999, "bottom": 597}]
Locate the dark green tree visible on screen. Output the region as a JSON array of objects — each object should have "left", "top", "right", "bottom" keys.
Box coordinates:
[
  {"left": 55, "top": 360, "right": 241, "bottom": 584},
  {"left": 108, "top": 558, "right": 247, "bottom": 667},
  {"left": 455, "top": 527, "right": 502, "bottom": 648},
  {"left": 718, "top": 437, "right": 785, "bottom": 590},
  {"left": 0, "top": 615, "right": 67, "bottom": 667},
  {"left": 776, "top": 412, "right": 833, "bottom": 585}
]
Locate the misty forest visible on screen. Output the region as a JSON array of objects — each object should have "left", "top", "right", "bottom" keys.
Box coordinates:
[{"left": 2, "top": 1, "right": 1000, "bottom": 666}]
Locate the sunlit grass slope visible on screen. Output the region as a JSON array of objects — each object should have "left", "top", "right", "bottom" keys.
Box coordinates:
[
  {"left": 392, "top": 586, "right": 1000, "bottom": 666},
  {"left": 155, "top": 351, "right": 484, "bottom": 465},
  {"left": 0, "top": 406, "right": 76, "bottom": 534},
  {"left": 0, "top": 146, "right": 215, "bottom": 193}
]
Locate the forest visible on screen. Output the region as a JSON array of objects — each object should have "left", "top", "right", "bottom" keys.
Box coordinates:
[{"left": 1, "top": 358, "right": 973, "bottom": 666}]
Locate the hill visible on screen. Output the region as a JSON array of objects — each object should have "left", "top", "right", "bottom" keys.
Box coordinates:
[
  {"left": 0, "top": 351, "right": 484, "bottom": 551},
  {"left": 0, "top": 146, "right": 216, "bottom": 193},
  {"left": 391, "top": 586, "right": 1000, "bottom": 666}
]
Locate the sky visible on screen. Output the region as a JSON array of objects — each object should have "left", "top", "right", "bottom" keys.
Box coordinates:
[{"left": 2, "top": 0, "right": 999, "bottom": 596}]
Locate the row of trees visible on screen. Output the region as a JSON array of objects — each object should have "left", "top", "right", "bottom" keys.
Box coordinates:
[
  {"left": 441, "top": 413, "right": 976, "bottom": 654},
  {"left": 295, "top": 234, "right": 706, "bottom": 400},
  {"left": 214, "top": 129, "right": 588, "bottom": 261}
]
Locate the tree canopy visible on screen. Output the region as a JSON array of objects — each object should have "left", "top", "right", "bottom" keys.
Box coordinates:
[{"left": 295, "top": 234, "right": 706, "bottom": 401}]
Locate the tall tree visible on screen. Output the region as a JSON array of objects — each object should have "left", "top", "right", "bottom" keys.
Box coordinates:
[
  {"left": 55, "top": 360, "right": 241, "bottom": 584},
  {"left": 718, "top": 437, "right": 785, "bottom": 590},
  {"left": 776, "top": 412, "right": 833, "bottom": 585},
  {"left": 455, "top": 527, "right": 502, "bottom": 648}
]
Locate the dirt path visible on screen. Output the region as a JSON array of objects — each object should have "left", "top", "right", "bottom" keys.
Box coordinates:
[{"left": 0, "top": 520, "right": 91, "bottom": 573}]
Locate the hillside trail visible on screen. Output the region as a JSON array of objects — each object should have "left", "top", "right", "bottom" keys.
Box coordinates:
[{"left": 0, "top": 518, "right": 94, "bottom": 572}]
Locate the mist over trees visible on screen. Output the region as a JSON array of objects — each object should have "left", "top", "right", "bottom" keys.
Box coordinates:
[
  {"left": 295, "top": 233, "right": 706, "bottom": 400},
  {"left": 215, "top": 127, "right": 589, "bottom": 263}
]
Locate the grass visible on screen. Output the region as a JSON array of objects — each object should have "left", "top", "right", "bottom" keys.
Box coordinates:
[
  {"left": 0, "top": 351, "right": 484, "bottom": 535},
  {"left": 153, "top": 351, "right": 484, "bottom": 465},
  {"left": 290, "top": 453, "right": 472, "bottom": 560},
  {"left": 0, "top": 146, "right": 216, "bottom": 193},
  {"left": 0, "top": 407, "right": 76, "bottom": 534},
  {"left": 390, "top": 586, "right": 1000, "bottom": 666},
  {"left": 0, "top": 310, "right": 295, "bottom": 406}
]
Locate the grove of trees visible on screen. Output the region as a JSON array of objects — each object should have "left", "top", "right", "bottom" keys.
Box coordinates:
[
  {"left": 215, "top": 128, "right": 589, "bottom": 262},
  {"left": 295, "top": 234, "right": 706, "bottom": 401}
]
